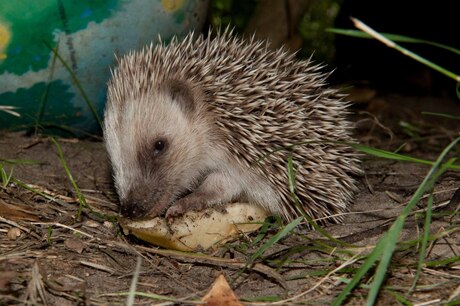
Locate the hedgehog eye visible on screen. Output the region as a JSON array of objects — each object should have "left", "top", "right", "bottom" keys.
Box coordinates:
[{"left": 153, "top": 140, "right": 166, "bottom": 156}]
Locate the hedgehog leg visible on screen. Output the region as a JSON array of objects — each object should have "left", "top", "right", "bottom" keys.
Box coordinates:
[{"left": 165, "top": 171, "right": 243, "bottom": 219}]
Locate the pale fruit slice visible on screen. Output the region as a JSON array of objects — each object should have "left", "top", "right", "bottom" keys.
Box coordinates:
[{"left": 120, "top": 203, "right": 268, "bottom": 251}]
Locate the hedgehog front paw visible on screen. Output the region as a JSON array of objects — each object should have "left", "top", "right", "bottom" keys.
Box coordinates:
[
  {"left": 165, "top": 198, "right": 208, "bottom": 219},
  {"left": 165, "top": 204, "right": 186, "bottom": 219}
]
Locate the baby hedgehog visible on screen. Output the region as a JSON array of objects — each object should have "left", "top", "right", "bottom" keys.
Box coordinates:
[{"left": 104, "top": 29, "right": 361, "bottom": 224}]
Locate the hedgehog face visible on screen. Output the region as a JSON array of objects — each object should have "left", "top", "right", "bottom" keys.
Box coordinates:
[{"left": 104, "top": 80, "right": 215, "bottom": 219}]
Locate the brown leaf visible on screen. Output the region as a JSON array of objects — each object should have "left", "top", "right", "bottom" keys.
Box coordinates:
[
  {"left": 7, "top": 228, "right": 21, "bottom": 240},
  {"left": 0, "top": 271, "right": 16, "bottom": 291},
  {"left": 200, "top": 274, "right": 242, "bottom": 306},
  {"left": 64, "top": 238, "right": 85, "bottom": 254},
  {"left": 0, "top": 199, "right": 39, "bottom": 221}
]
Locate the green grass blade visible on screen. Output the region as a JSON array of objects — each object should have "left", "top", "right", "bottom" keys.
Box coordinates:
[
  {"left": 35, "top": 42, "right": 59, "bottom": 134},
  {"left": 327, "top": 28, "right": 460, "bottom": 56},
  {"left": 409, "top": 193, "right": 433, "bottom": 293},
  {"left": 51, "top": 137, "right": 87, "bottom": 219},
  {"left": 250, "top": 216, "right": 303, "bottom": 263},
  {"left": 232, "top": 216, "right": 302, "bottom": 286},
  {"left": 349, "top": 143, "right": 460, "bottom": 170},
  {"left": 365, "top": 146, "right": 459, "bottom": 305},
  {"left": 126, "top": 257, "right": 142, "bottom": 306},
  {"left": 44, "top": 41, "right": 102, "bottom": 129},
  {"left": 0, "top": 158, "right": 42, "bottom": 165},
  {"left": 11, "top": 177, "right": 57, "bottom": 202},
  {"left": 426, "top": 255, "right": 460, "bottom": 268},
  {"left": 333, "top": 137, "right": 460, "bottom": 305},
  {"left": 331, "top": 236, "right": 388, "bottom": 306},
  {"left": 387, "top": 290, "right": 412, "bottom": 305},
  {"left": 243, "top": 295, "right": 282, "bottom": 302},
  {"left": 251, "top": 217, "right": 279, "bottom": 245},
  {"left": 287, "top": 155, "right": 351, "bottom": 246},
  {"left": 421, "top": 112, "right": 460, "bottom": 120},
  {"left": 352, "top": 143, "right": 433, "bottom": 164},
  {"left": 259, "top": 140, "right": 460, "bottom": 171},
  {"left": 100, "top": 291, "right": 180, "bottom": 302},
  {"left": 287, "top": 154, "right": 296, "bottom": 195},
  {"left": 365, "top": 220, "right": 406, "bottom": 306},
  {"left": 0, "top": 164, "right": 14, "bottom": 188},
  {"left": 349, "top": 18, "right": 460, "bottom": 83}
]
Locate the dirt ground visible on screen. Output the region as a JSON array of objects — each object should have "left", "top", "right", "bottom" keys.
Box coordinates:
[{"left": 1, "top": 91, "right": 459, "bottom": 305}]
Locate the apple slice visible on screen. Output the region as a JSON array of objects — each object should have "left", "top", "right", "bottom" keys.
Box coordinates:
[{"left": 120, "top": 203, "right": 268, "bottom": 251}]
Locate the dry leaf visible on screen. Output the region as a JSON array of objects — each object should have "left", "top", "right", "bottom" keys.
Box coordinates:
[
  {"left": 0, "top": 271, "right": 16, "bottom": 290},
  {"left": 7, "top": 228, "right": 21, "bottom": 240},
  {"left": 103, "top": 221, "right": 114, "bottom": 230},
  {"left": 0, "top": 199, "right": 39, "bottom": 221},
  {"left": 200, "top": 274, "right": 242, "bottom": 306},
  {"left": 84, "top": 220, "right": 100, "bottom": 228},
  {"left": 65, "top": 238, "right": 85, "bottom": 254}
]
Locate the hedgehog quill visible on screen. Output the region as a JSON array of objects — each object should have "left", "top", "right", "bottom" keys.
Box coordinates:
[{"left": 104, "top": 29, "right": 361, "bottom": 224}]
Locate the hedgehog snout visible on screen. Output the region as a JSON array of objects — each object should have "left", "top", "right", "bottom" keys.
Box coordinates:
[
  {"left": 120, "top": 192, "right": 152, "bottom": 219},
  {"left": 121, "top": 187, "right": 172, "bottom": 219},
  {"left": 120, "top": 199, "right": 149, "bottom": 219}
]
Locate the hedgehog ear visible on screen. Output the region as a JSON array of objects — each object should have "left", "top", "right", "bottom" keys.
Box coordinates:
[{"left": 160, "top": 79, "right": 197, "bottom": 115}]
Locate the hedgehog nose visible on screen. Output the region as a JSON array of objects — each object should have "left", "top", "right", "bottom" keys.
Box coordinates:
[
  {"left": 121, "top": 187, "right": 156, "bottom": 219},
  {"left": 120, "top": 199, "right": 150, "bottom": 219}
]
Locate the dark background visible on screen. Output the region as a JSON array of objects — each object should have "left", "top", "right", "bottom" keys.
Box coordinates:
[{"left": 208, "top": 0, "right": 460, "bottom": 97}]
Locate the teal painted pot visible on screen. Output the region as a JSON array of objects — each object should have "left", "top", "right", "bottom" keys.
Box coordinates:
[{"left": 0, "top": 0, "right": 209, "bottom": 135}]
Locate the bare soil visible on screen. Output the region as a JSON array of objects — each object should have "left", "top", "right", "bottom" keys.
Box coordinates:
[{"left": 1, "top": 92, "right": 459, "bottom": 305}]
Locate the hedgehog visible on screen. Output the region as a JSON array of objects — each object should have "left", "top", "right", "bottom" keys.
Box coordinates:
[{"left": 103, "top": 29, "right": 361, "bottom": 224}]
